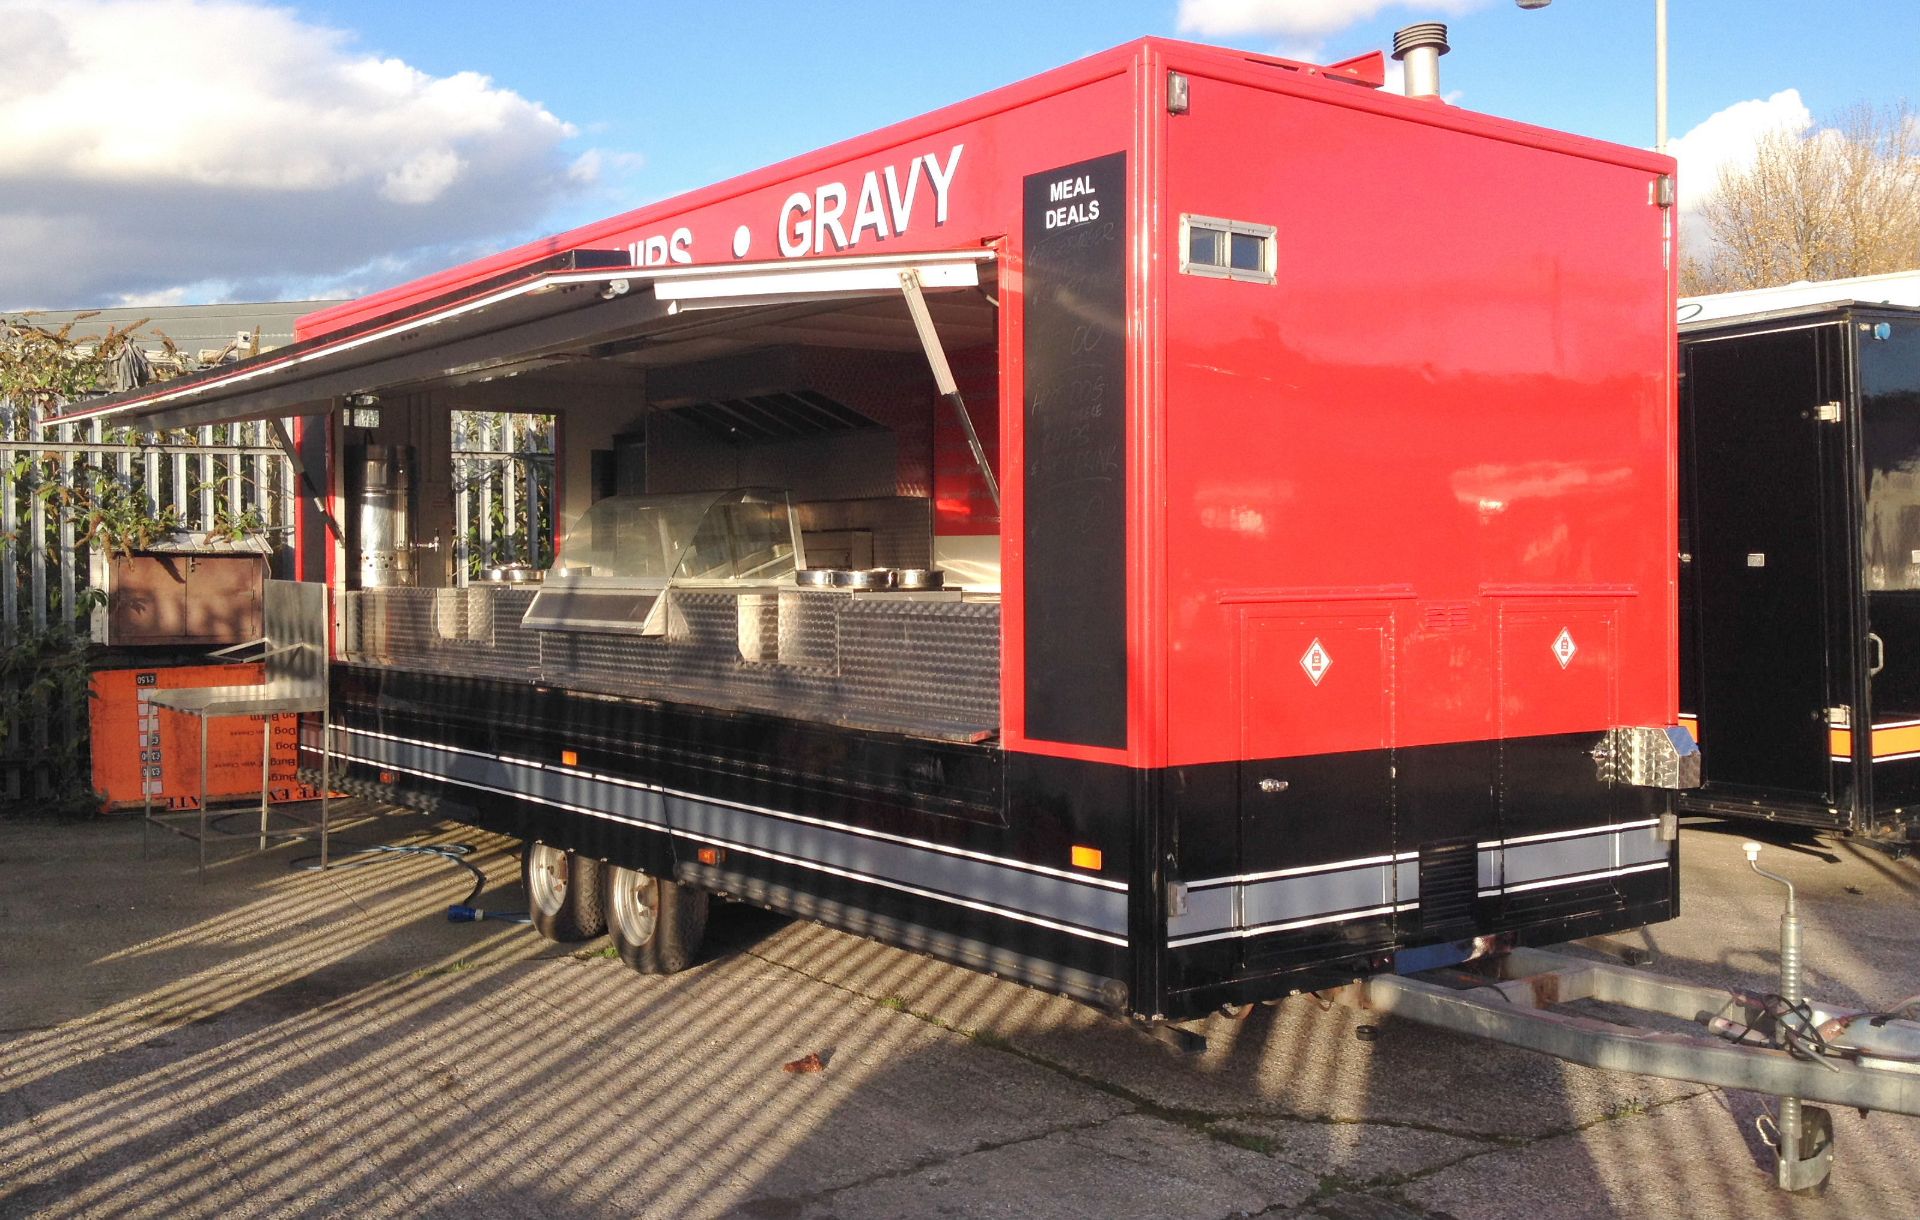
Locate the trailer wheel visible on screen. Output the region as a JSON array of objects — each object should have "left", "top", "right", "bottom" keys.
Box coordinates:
[
  {"left": 522, "top": 840, "right": 606, "bottom": 942},
  {"left": 604, "top": 863, "right": 708, "bottom": 974}
]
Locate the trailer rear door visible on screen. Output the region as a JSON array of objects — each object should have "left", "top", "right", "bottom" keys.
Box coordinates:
[
  {"left": 1684, "top": 325, "right": 1852, "bottom": 807},
  {"left": 1857, "top": 315, "right": 1920, "bottom": 820}
]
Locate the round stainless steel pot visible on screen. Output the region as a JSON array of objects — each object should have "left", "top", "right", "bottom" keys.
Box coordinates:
[
  {"left": 479, "top": 564, "right": 545, "bottom": 584},
  {"left": 830, "top": 567, "right": 895, "bottom": 590},
  {"left": 891, "top": 568, "right": 944, "bottom": 591}
]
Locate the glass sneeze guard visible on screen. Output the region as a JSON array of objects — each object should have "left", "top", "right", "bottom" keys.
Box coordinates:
[{"left": 521, "top": 488, "right": 804, "bottom": 636}]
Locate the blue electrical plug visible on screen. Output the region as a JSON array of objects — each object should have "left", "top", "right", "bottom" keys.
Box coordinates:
[{"left": 447, "top": 904, "right": 531, "bottom": 924}]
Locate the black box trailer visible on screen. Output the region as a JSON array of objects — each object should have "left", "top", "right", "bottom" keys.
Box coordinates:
[{"left": 1680, "top": 301, "right": 1920, "bottom": 850}]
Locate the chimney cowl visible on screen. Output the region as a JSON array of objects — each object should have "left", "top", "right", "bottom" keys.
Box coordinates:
[
  {"left": 1390, "top": 22, "right": 1451, "bottom": 99},
  {"left": 1391, "top": 22, "right": 1451, "bottom": 60}
]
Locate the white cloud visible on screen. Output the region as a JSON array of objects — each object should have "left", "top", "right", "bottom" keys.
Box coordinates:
[
  {"left": 1668, "top": 89, "right": 1813, "bottom": 214},
  {"left": 566, "top": 148, "right": 646, "bottom": 188},
  {"left": 1178, "top": 0, "right": 1490, "bottom": 41},
  {"left": 0, "top": 0, "right": 627, "bottom": 308},
  {"left": 569, "top": 150, "right": 607, "bottom": 187},
  {"left": 1667, "top": 89, "right": 1812, "bottom": 257},
  {"left": 113, "top": 287, "right": 192, "bottom": 309},
  {"left": 1269, "top": 42, "right": 1331, "bottom": 66}
]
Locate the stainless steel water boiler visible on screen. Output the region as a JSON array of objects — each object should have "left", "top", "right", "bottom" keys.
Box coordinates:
[{"left": 358, "top": 443, "right": 418, "bottom": 588}]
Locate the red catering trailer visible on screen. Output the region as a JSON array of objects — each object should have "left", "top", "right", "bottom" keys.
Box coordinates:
[{"left": 64, "top": 30, "right": 1692, "bottom": 1020}]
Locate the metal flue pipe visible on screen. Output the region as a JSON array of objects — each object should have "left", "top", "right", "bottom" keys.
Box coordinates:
[{"left": 1391, "top": 23, "right": 1451, "bottom": 99}]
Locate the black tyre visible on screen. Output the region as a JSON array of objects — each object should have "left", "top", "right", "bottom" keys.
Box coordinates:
[
  {"left": 603, "top": 863, "right": 708, "bottom": 974},
  {"left": 522, "top": 839, "right": 606, "bottom": 942}
]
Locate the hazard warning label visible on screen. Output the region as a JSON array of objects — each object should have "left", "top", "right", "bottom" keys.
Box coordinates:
[
  {"left": 1552, "top": 628, "right": 1578, "bottom": 669},
  {"left": 1300, "top": 638, "right": 1332, "bottom": 686}
]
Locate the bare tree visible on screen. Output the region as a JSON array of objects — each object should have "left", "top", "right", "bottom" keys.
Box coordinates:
[{"left": 1683, "top": 103, "right": 1920, "bottom": 295}]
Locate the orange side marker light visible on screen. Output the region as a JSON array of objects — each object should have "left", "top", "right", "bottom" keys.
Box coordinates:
[{"left": 1071, "top": 845, "right": 1103, "bottom": 871}]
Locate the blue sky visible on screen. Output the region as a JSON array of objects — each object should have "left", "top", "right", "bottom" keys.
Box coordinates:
[
  {"left": 292, "top": 0, "right": 1920, "bottom": 228},
  {"left": 3, "top": 0, "right": 1915, "bottom": 308}
]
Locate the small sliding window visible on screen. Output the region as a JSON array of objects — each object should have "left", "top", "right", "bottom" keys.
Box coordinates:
[{"left": 1179, "top": 214, "right": 1276, "bottom": 284}]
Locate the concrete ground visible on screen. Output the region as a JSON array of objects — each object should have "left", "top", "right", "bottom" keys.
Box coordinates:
[{"left": 1, "top": 809, "right": 1917, "bottom": 1220}]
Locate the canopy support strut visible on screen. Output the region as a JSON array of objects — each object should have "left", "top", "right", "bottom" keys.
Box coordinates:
[
  {"left": 900, "top": 268, "right": 1000, "bottom": 512},
  {"left": 269, "top": 416, "right": 344, "bottom": 542}
]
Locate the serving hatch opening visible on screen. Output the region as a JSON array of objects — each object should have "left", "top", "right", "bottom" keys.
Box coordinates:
[{"left": 335, "top": 247, "right": 1004, "bottom": 740}]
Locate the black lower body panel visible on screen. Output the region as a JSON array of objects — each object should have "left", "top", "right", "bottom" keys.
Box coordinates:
[
  {"left": 1156, "top": 735, "right": 1678, "bottom": 1020},
  {"left": 320, "top": 666, "right": 1133, "bottom": 1010},
  {"left": 317, "top": 666, "right": 1676, "bottom": 1021}
]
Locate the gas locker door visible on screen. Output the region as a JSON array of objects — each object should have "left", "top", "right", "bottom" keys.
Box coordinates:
[
  {"left": 1685, "top": 327, "right": 1850, "bottom": 810},
  {"left": 1237, "top": 607, "right": 1397, "bottom": 972},
  {"left": 1493, "top": 601, "right": 1629, "bottom": 914}
]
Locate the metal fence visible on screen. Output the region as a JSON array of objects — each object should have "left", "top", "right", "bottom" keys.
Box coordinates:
[
  {"left": 450, "top": 412, "right": 554, "bottom": 583},
  {"left": 1, "top": 412, "right": 294, "bottom": 803},
  {"left": 4, "top": 405, "right": 551, "bottom": 802}
]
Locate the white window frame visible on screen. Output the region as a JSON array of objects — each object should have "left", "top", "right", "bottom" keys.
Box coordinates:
[{"left": 1178, "top": 213, "right": 1277, "bottom": 285}]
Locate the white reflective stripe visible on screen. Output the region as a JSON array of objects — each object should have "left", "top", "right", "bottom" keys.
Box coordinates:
[
  {"left": 656, "top": 259, "right": 978, "bottom": 308},
  {"left": 1190, "top": 825, "right": 1657, "bottom": 892},
  {"left": 557, "top": 249, "right": 991, "bottom": 292},
  {"left": 1174, "top": 820, "right": 1668, "bottom": 940},
  {"left": 335, "top": 749, "right": 1127, "bottom": 947},
  {"left": 1481, "top": 859, "right": 1669, "bottom": 897},
  {"left": 1479, "top": 818, "right": 1660, "bottom": 850},
  {"left": 664, "top": 824, "right": 1125, "bottom": 946},
  {"left": 337, "top": 724, "right": 506, "bottom": 763},
  {"left": 1235, "top": 863, "right": 1394, "bottom": 931},
  {"left": 1189, "top": 852, "right": 1404, "bottom": 890},
  {"left": 1168, "top": 902, "right": 1417, "bottom": 949},
  {"left": 1493, "top": 823, "right": 1667, "bottom": 890},
  {"left": 337, "top": 729, "right": 1127, "bottom": 937},
  {"left": 335, "top": 723, "right": 1125, "bottom": 892}
]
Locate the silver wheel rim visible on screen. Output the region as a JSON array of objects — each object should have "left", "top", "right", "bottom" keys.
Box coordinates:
[
  {"left": 528, "top": 842, "right": 568, "bottom": 917},
  {"left": 610, "top": 868, "right": 657, "bottom": 947}
]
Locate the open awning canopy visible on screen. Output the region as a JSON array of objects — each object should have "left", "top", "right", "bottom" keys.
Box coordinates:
[{"left": 55, "top": 248, "right": 995, "bottom": 432}]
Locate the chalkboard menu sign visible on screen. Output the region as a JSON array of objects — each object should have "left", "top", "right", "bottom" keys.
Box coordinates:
[{"left": 1021, "top": 151, "right": 1127, "bottom": 748}]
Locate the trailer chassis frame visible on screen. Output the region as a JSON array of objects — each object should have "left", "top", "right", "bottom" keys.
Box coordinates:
[{"left": 1327, "top": 944, "right": 1920, "bottom": 1191}]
